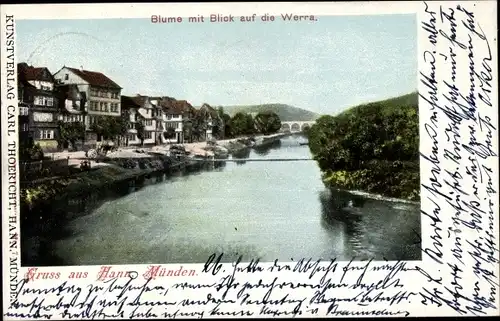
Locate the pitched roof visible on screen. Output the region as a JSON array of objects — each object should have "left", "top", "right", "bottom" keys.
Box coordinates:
[
  {"left": 121, "top": 95, "right": 141, "bottom": 110},
  {"left": 130, "top": 95, "right": 150, "bottom": 107},
  {"left": 65, "top": 67, "right": 121, "bottom": 89},
  {"left": 18, "top": 63, "right": 54, "bottom": 82},
  {"left": 159, "top": 96, "right": 180, "bottom": 114},
  {"left": 199, "top": 103, "right": 219, "bottom": 118},
  {"left": 172, "top": 100, "right": 197, "bottom": 116}
]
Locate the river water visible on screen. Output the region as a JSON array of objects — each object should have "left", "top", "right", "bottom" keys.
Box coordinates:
[{"left": 23, "top": 135, "right": 421, "bottom": 266}]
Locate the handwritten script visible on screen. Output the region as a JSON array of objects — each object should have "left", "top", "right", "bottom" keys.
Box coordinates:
[
  {"left": 5, "top": 256, "right": 416, "bottom": 319},
  {"left": 418, "top": 1, "right": 498, "bottom": 317}
]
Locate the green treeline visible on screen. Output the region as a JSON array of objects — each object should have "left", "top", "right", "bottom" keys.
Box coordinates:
[
  {"left": 218, "top": 109, "right": 282, "bottom": 138},
  {"left": 306, "top": 92, "right": 420, "bottom": 201}
]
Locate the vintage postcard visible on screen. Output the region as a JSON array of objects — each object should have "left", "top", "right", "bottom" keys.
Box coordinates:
[{"left": 1, "top": 1, "right": 498, "bottom": 319}]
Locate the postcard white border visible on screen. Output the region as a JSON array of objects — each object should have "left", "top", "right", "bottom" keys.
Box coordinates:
[{"left": 2, "top": 1, "right": 499, "bottom": 319}]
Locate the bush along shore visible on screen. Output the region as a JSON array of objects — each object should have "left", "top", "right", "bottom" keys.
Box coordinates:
[
  {"left": 307, "top": 92, "right": 420, "bottom": 201},
  {"left": 221, "top": 132, "right": 287, "bottom": 153}
]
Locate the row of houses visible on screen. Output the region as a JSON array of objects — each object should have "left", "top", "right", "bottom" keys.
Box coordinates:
[{"left": 17, "top": 62, "right": 221, "bottom": 152}]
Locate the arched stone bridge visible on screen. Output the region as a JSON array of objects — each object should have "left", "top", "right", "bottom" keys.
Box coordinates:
[{"left": 280, "top": 120, "right": 316, "bottom": 132}]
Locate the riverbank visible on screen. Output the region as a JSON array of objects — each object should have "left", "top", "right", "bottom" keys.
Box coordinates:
[
  {"left": 320, "top": 160, "right": 420, "bottom": 202},
  {"left": 21, "top": 154, "right": 217, "bottom": 213},
  {"left": 219, "top": 132, "right": 288, "bottom": 153},
  {"left": 22, "top": 135, "right": 421, "bottom": 266},
  {"left": 21, "top": 132, "right": 287, "bottom": 213}
]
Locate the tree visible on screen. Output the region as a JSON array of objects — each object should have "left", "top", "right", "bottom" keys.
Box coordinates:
[
  {"left": 136, "top": 121, "right": 145, "bottom": 146},
  {"left": 254, "top": 111, "right": 281, "bottom": 134},
  {"left": 182, "top": 119, "right": 193, "bottom": 143},
  {"left": 57, "top": 121, "right": 86, "bottom": 150},
  {"left": 214, "top": 106, "right": 226, "bottom": 139},
  {"left": 229, "top": 112, "right": 255, "bottom": 136},
  {"left": 191, "top": 111, "right": 207, "bottom": 142},
  {"left": 217, "top": 106, "right": 225, "bottom": 119},
  {"left": 90, "top": 116, "right": 129, "bottom": 144},
  {"left": 306, "top": 92, "right": 420, "bottom": 200},
  {"left": 20, "top": 137, "right": 44, "bottom": 161},
  {"left": 222, "top": 113, "right": 232, "bottom": 138}
]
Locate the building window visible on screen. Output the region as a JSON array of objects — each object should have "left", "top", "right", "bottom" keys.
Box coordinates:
[
  {"left": 34, "top": 96, "right": 55, "bottom": 107},
  {"left": 145, "top": 119, "right": 153, "bottom": 126},
  {"left": 65, "top": 74, "right": 69, "bottom": 80},
  {"left": 110, "top": 103, "right": 119, "bottom": 113},
  {"left": 34, "top": 96, "right": 42, "bottom": 105},
  {"left": 128, "top": 134, "right": 136, "bottom": 141},
  {"left": 145, "top": 132, "right": 152, "bottom": 139},
  {"left": 20, "top": 107, "right": 29, "bottom": 116},
  {"left": 97, "top": 90, "right": 108, "bottom": 98},
  {"left": 39, "top": 129, "right": 54, "bottom": 140},
  {"left": 90, "top": 88, "right": 98, "bottom": 97},
  {"left": 165, "top": 122, "right": 179, "bottom": 129},
  {"left": 22, "top": 123, "right": 29, "bottom": 131}
]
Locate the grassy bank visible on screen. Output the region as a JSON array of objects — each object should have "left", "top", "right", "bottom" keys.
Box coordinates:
[
  {"left": 21, "top": 152, "right": 221, "bottom": 213},
  {"left": 322, "top": 160, "right": 420, "bottom": 201},
  {"left": 21, "top": 165, "right": 153, "bottom": 210},
  {"left": 307, "top": 92, "right": 420, "bottom": 201}
]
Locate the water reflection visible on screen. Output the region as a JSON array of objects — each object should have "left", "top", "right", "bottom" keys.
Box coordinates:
[
  {"left": 232, "top": 147, "right": 251, "bottom": 165},
  {"left": 318, "top": 188, "right": 420, "bottom": 261},
  {"left": 22, "top": 136, "right": 421, "bottom": 266},
  {"left": 253, "top": 139, "right": 282, "bottom": 156}
]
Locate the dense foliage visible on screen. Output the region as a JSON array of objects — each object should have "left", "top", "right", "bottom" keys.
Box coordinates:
[
  {"left": 229, "top": 112, "right": 256, "bottom": 136},
  {"left": 57, "top": 121, "right": 86, "bottom": 150},
  {"left": 90, "top": 115, "right": 128, "bottom": 142},
  {"left": 136, "top": 121, "right": 145, "bottom": 146},
  {"left": 225, "top": 111, "right": 282, "bottom": 137},
  {"left": 20, "top": 138, "right": 45, "bottom": 161},
  {"left": 307, "top": 92, "right": 419, "bottom": 200},
  {"left": 254, "top": 111, "right": 282, "bottom": 134}
]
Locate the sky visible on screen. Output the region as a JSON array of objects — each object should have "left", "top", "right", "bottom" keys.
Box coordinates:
[{"left": 17, "top": 14, "right": 417, "bottom": 115}]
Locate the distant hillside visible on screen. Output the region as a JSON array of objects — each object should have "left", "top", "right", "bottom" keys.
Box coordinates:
[
  {"left": 222, "top": 104, "right": 320, "bottom": 121},
  {"left": 338, "top": 92, "right": 418, "bottom": 117}
]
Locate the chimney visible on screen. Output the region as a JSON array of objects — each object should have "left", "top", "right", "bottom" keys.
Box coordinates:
[{"left": 80, "top": 65, "right": 84, "bottom": 72}]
